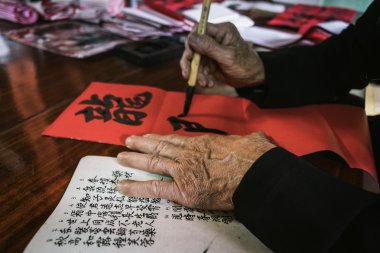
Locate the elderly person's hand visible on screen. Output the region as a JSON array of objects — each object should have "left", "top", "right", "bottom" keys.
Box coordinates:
[
  {"left": 116, "top": 133, "right": 275, "bottom": 210},
  {"left": 180, "top": 22, "right": 265, "bottom": 88}
]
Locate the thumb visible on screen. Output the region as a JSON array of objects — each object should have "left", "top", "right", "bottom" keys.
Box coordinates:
[{"left": 188, "top": 33, "right": 228, "bottom": 64}]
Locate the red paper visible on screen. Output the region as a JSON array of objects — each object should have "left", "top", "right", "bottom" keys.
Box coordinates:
[
  {"left": 267, "top": 4, "right": 356, "bottom": 43},
  {"left": 43, "top": 82, "right": 377, "bottom": 181}
]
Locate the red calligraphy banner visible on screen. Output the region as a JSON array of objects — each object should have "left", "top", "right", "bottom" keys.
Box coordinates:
[{"left": 43, "top": 82, "right": 377, "bottom": 181}]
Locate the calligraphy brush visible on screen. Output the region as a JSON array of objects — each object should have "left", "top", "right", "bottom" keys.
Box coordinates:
[{"left": 179, "top": 0, "right": 212, "bottom": 117}]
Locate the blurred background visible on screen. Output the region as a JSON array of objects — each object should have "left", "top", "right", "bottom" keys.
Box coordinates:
[{"left": 276, "top": 0, "right": 372, "bottom": 12}]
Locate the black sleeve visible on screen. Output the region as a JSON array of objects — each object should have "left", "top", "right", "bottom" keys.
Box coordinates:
[
  {"left": 232, "top": 2, "right": 380, "bottom": 252},
  {"left": 232, "top": 147, "right": 379, "bottom": 253},
  {"left": 237, "top": 0, "right": 380, "bottom": 107}
]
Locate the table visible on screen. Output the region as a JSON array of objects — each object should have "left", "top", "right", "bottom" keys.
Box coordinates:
[{"left": 0, "top": 20, "right": 368, "bottom": 253}]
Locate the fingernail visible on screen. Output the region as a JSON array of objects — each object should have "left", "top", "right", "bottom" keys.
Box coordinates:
[
  {"left": 116, "top": 152, "right": 126, "bottom": 161},
  {"left": 116, "top": 180, "right": 128, "bottom": 192},
  {"left": 125, "top": 136, "right": 134, "bottom": 147}
]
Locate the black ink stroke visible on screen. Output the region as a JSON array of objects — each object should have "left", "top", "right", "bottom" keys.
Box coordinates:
[
  {"left": 75, "top": 92, "right": 151, "bottom": 126},
  {"left": 78, "top": 92, "right": 152, "bottom": 109},
  {"left": 167, "top": 116, "right": 227, "bottom": 135}
]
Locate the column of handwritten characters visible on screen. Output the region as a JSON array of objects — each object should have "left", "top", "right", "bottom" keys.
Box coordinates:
[
  {"left": 165, "top": 205, "right": 234, "bottom": 224},
  {"left": 46, "top": 170, "right": 162, "bottom": 249}
]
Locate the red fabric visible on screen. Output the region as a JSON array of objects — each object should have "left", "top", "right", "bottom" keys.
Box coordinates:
[{"left": 268, "top": 4, "right": 356, "bottom": 43}]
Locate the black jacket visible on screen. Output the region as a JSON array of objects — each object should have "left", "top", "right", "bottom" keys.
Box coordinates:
[{"left": 233, "top": 1, "right": 380, "bottom": 252}]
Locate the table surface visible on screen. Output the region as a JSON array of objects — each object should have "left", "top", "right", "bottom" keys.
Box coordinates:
[{"left": 0, "top": 20, "right": 367, "bottom": 253}]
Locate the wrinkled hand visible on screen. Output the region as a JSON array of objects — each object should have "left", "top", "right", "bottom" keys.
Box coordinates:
[
  {"left": 180, "top": 22, "right": 265, "bottom": 88},
  {"left": 116, "top": 133, "right": 275, "bottom": 210}
]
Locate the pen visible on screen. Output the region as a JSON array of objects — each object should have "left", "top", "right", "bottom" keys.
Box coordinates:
[{"left": 179, "top": 0, "right": 212, "bottom": 117}]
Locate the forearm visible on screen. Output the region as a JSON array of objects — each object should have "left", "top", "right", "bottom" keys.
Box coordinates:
[{"left": 232, "top": 147, "right": 379, "bottom": 252}]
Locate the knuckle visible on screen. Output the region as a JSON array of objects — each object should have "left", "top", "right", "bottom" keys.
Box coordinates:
[
  {"left": 189, "top": 30, "right": 197, "bottom": 39},
  {"left": 222, "top": 22, "right": 237, "bottom": 34},
  {"left": 189, "top": 32, "right": 200, "bottom": 43},
  {"left": 217, "top": 48, "right": 235, "bottom": 65},
  {"left": 208, "top": 79, "right": 214, "bottom": 87},
  {"left": 147, "top": 154, "right": 160, "bottom": 171},
  {"left": 220, "top": 22, "right": 230, "bottom": 31},
  {"left": 255, "top": 131, "right": 268, "bottom": 140},
  {"left": 153, "top": 140, "right": 169, "bottom": 155},
  {"left": 150, "top": 180, "right": 162, "bottom": 197},
  {"left": 225, "top": 49, "right": 236, "bottom": 61},
  {"left": 202, "top": 39, "right": 214, "bottom": 52},
  {"left": 226, "top": 22, "right": 236, "bottom": 30}
]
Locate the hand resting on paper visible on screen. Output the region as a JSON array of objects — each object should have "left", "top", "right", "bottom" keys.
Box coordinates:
[
  {"left": 116, "top": 132, "right": 275, "bottom": 210},
  {"left": 180, "top": 22, "right": 265, "bottom": 88}
]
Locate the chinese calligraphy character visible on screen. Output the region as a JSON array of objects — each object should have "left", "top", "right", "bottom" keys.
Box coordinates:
[
  {"left": 167, "top": 116, "right": 227, "bottom": 135},
  {"left": 75, "top": 92, "right": 152, "bottom": 126}
]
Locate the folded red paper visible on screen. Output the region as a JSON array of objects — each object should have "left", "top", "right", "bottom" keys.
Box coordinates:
[
  {"left": 267, "top": 4, "right": 356, "bottom": 43},
  {"left": 43, "top": 82, "right": 377, "bottom": 181}
]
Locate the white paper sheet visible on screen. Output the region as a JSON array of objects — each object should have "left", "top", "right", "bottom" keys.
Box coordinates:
[
  {"left": 316, "top": 20, "right": 350, "bottom": 35},
  {"left": 24, "top": 156, "right": 271, "bottom": 253},
  {"left": 221, "top": 0, "right": 286, "bottom": 13},
  {"left": 123, "top": 7, "right": 176, "bottom": 27},
  {"left": 183, "top": 3, "right": 240, "bottom": 23},
  {"left": 182, "top": 3, "right": 254, "bottom": 28},
  {"left": 238, "top": 26, "right": 303, "bottom": 48},
  {"left": 228, "top": 15, "right": 255, "bottom": 28}
]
